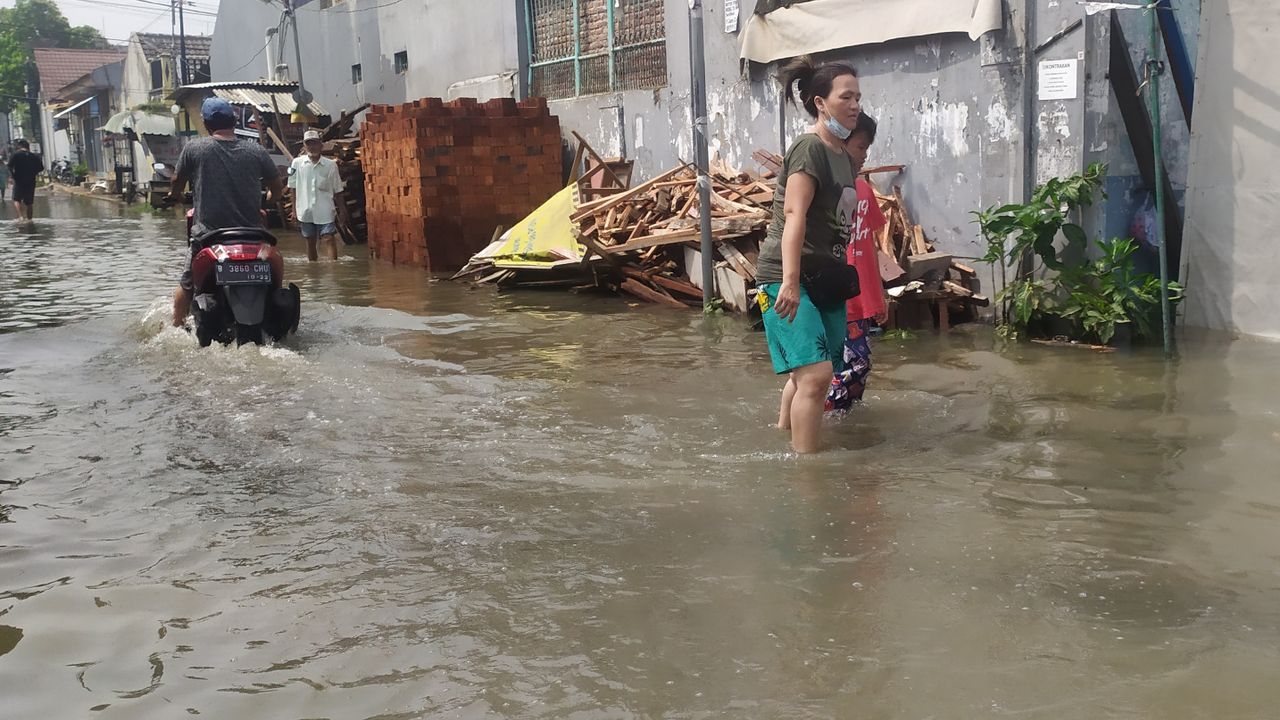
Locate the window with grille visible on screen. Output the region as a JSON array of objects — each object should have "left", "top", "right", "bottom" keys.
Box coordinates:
[
  {"left": 394, "top": 51, "right": 408, "bottom": 74},
  {"left": 352, "top": 63, "right": 362, "bottom": 84},
  {"left": 525, "top": 0, "right": 667, "bottom": 100}
]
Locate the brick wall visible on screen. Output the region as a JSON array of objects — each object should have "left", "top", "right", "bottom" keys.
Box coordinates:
[{"left": 360, "top": 97, "right": 563, "bottom": 272}]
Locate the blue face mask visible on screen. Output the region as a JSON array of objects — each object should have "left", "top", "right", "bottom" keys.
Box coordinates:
[{"left": 823, "top": 114, "right": 853, "bottom": 141}]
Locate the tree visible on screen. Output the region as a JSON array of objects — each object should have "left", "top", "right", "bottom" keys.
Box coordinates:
[{"left": 0, "top": 0, "right": 107, "bottom": 113}]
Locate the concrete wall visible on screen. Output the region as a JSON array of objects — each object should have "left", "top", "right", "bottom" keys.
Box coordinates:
[
  {"left": 123, "top": 41, "right": 153, "bottom": 109},
  {"left": 1181, "top": 0, "right": 1280, "bottom": 339},
  {"left": 211, "top": 0, "right": 519, "bottom": 117},
  {"left": 541, "top": 0, "right": 1031, "bottom": 274},
  {"left": 210, "top": 0, "right": 1200, "bottom": 295}
]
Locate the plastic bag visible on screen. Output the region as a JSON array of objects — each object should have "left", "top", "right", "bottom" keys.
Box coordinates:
[{"left": 1130, "top": 192, "right": 1160, "bottom": 250}]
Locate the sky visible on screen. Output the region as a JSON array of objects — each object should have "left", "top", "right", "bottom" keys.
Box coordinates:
[{"left": 0, "top": 0, "right": 219, "bottom": 47}]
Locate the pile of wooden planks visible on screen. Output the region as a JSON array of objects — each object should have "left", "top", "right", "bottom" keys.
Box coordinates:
[
  {"left": 467, "top": 145, "right": 986, "bottom": 327},
  {"left": 467, "top": 149, "right": 774, "bottom": 311},
  {"left": 328, "top": 138, "right": 368, "bottom": 245},
  {"left": 866, "top": 184, "right": 988, "bottom": 330}
]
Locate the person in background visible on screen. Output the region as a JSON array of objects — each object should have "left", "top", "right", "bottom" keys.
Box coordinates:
[
  {"left": 0, "top": 151, "right": 10, "bottom": 203},
  {"left": 827, "top": 112, "right": 888, "bottom": 412},
  {"left": 754, "top": 56, "right": 862, "bottom": 454},
  {"left": 288, "top": 129, "right": 347, "bottom": 261},
  {"left": 168, "top": 98, "right": 284, "bottom": 327},
  {"left": 8, "top": 139, "right": 44, "bottom": 221}
]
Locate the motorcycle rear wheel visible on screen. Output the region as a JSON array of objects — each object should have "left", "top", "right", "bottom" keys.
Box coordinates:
[{"left": 234, "top": 323, "right": 264, "bottom": 347}]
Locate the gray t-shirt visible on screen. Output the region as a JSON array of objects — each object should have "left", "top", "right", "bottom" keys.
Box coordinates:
[
  {"left": 755, "top": 134, "right": 857, "bottom": 285},
  {"left": 176, "top": 136, "right": 279, "bottom": 234}
]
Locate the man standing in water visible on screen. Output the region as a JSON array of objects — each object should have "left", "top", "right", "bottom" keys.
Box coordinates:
[
  {"left": 8, "top": 139, "right": 44, "bottom": 221},
  {"left": 288, "top": 129, "right": 346, "bottom": 261},
  {"left": 168, "top": 98, "right": 285, "bottom": 327}
]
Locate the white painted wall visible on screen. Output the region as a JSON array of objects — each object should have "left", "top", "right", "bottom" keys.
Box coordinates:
[{"left": 1182, "top": 0, "right": 1280, "bottom": 339}]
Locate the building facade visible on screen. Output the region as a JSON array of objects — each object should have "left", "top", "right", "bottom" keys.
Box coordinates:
[{"left": 32, "top": 47, "right": 128, "bottom": 170}]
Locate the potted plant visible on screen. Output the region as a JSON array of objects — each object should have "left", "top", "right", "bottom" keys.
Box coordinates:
[{"left": 72, "top": 162, "right": 89, "bottom": 185}]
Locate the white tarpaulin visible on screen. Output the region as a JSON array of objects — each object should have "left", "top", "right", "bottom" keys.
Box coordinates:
[
  {"left": 1182, "top": 0, "right": 1280, "bottom": 339},
  {"left": 740, "top": 0, "right": 1003, "bottom": 63}
]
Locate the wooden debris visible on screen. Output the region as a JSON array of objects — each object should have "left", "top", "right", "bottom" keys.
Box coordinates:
[{"left": 462, "top": 145, "right": 986, "bottom": 326}]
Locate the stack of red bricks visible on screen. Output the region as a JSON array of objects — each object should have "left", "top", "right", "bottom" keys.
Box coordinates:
[{"left": 360, "top": 97, "right": 563, "bottom": 272}]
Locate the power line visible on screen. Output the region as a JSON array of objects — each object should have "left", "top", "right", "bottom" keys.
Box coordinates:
[
  {"left": 55, "top": 0, "right": 218, "bottom": 18},
  {"left": 55, "top": 0, "right": 219, "bottom": 18},
  {"left": 265, "top": 0, "right": 410, "bottom": 14}
]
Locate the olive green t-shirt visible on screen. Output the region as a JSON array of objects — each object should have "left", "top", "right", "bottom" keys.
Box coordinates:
[{"left": 756, "top": 133, "right": 857, "bottom": 284}]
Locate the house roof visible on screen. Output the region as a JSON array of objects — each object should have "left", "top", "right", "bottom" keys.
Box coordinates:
[
  {"left": 33, "top": 47, "right": 126, "bottom": 100},
  {"left": 174, "top": 80, "right": 328, "bottom": 117},
  {"left": 133, "top": 33, "right": 212, "bottom": 62}
]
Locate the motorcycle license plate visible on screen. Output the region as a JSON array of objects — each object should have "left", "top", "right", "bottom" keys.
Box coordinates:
[{"left": 215, "top": 261, "right": 272, "bottom": 285}]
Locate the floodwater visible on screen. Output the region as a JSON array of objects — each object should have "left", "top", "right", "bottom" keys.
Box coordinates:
[{"left": 2, "top": 192, "right": 1280, "bottom": 719}]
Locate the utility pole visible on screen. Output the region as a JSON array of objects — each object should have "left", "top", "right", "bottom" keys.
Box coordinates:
[
  {"left": 688, "top": 0, "right": 715, "bottom": 309},
  {"left": 283, "top": 0, "right": 315, "bottom": 122},
  {"left": 178, "top": 0, "right": 188, "bottom": 87}
]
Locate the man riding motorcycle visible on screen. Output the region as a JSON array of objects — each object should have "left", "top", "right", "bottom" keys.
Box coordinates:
[{"left": 169, "top": 97, "right": 286, "bottom": 327}]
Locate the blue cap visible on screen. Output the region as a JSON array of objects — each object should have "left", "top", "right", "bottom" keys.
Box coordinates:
[{"left": 201, "top": 97, "right": 236, "bottom": 122}]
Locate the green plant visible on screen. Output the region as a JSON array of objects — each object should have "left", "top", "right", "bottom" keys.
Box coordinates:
[
  {"left": 133, "top": 101, "right": 173, "bottom": 114},
  {"left": 1000, "top": 277, "right": 1058, "bottom": 329},
  {"left": 1057, "top": 237, "right": 1184, "bottom": 344},
  {"left": 976, "top": 162, "right": 1105, "bottom": 271},
  {"left": 973, "top": 165, "right": 1182, "bottom": 346},
  {"left": 72, "top": 162, "right": 89, "bottom": 178},
  {"left": 880, "top": 328, "right": 917, "bottom": 341}
]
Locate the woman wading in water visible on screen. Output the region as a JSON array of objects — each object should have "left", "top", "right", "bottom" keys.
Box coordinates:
[{"left": 755, "top": 56, "right": 862, "bottom": 453}]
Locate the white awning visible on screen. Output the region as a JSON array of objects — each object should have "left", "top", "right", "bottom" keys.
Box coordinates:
[
  {"left": 101, "top": 110, "right": 176, "bottom": 136},
  {"left": 52, "top": 95, "right": 95, "bottom": 119},
  {"left": 741, "top": 0, "right": 1003, "bottom": 63}
]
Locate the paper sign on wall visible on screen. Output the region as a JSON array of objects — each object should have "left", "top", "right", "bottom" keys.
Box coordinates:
[
  {"left": 725, "top": 0, "right": 740, "bottom": 33},
  {"left": 1038, "top": 59, "right": 1079, "bottom": 100}
]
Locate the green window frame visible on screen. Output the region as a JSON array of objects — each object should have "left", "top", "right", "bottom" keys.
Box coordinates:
[{"left": 525, "top": 0, "right": 668, "bottom": 100}]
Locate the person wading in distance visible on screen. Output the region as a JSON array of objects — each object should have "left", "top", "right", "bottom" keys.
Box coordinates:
[{"left": 289, "top": 129, "right": 348, "bottom": 261}]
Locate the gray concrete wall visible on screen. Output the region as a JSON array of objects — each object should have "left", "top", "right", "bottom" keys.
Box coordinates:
[
  {"left": 546, "top": 0, "right": 1032, "bottom": 275},
  {"left": 210, "top": 0, "right": 1202, "bottom": 298},
  {"left": 211, "top": 0, "right": 518, "bottom": 117}
]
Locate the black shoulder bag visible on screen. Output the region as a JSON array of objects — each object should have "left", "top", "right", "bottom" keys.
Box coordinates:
[
  {"left": 801, "top": 262, "right": 861, "bottom": 309},
  {"left": 801, "top": 196, "right": 862, "bottom": 309}
]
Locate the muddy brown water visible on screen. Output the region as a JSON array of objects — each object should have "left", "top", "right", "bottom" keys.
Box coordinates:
[{"left": 2, "top": 193, "right": 1280, "bottom": 718}]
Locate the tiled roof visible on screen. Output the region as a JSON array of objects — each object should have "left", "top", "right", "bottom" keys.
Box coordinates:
[
  {"left": 32, "top": 47, "right": 126, "bottom": 100},
  {"left": 134, "top": 33, "right": 212, "bottom": 62}
]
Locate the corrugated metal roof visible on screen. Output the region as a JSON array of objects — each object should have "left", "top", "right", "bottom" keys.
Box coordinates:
[{"left": 175, "top": 81, "right": 327, "bottom": 116}]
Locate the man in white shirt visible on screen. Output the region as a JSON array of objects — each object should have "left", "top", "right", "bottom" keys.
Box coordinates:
[{"left": 288, "top": 129, "right": 346, "bottom": 260}]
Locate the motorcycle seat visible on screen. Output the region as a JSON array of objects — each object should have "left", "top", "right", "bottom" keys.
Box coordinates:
[{"left": 194, "top": 226, "right": 278, "bottom": 249}]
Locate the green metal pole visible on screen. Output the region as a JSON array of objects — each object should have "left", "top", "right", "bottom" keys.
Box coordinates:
[
  {"left": 572, "top": 0, "right": 582, "bottom": 96},
  {"left": 605, "top": 0, "right": 615, "bottom": 91},
  {"left": 1149, "top": 5, "right": 1172, "bottom": 357}
]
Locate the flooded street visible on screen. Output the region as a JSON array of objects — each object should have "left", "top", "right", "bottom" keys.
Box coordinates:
[{"left": 3, "top": 192, "right": 1280, "bottom": 719}]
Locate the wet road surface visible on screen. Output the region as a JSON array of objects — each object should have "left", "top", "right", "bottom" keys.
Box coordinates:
[{"left": 2, "top": 192, "right": 1280, "bottom": 718}]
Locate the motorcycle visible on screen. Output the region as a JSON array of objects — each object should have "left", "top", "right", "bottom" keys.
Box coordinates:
[
  {"left": 185, "top": 210, "right": 301, "bottom": 347},
  {"left": 51, "top": 158, "right": 75, "bottom": 185}
]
